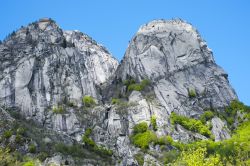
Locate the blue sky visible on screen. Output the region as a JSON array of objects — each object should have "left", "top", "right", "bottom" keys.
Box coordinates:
[{"left": 0, "top": 0, "right": 249, "bottom": 105}]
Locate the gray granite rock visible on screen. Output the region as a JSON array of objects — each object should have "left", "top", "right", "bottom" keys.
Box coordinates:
[
  {"left": 0, "top": 18, "right": 239, "bottom": 165},
  {"left": 0, "top": 19, "right": 118, "bottom": 126},
  {"left": 211, "top": 117, "right": 231, "bottom": 141}
]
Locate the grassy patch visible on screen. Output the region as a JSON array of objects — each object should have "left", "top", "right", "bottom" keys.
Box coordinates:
[
  {"left": 188, "top": 88, "right": 196, "bottom": 98},
  {"left": 82, "top": 96, "right": 96, "bottom": 107},
  {"left": 150, "top": 115, "right": 157, "bottom": 131},
  {"left": 52, "top": 105, "right": 65, "bottom": 114}
]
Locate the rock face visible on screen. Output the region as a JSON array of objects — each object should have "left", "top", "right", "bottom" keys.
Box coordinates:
[
  {"left": 0, "top": 18, "right": 118, "bottom": 125},
  {"left": 116, "top": 20, "right": 237, "bottom": 125},
  {"left": 0, "top": 18, "right": 238, "bottom": 165}
]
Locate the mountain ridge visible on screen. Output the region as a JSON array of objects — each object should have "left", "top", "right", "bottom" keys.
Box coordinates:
[{"left": 0, "top": 18, "right": 248, "bottom": 166}]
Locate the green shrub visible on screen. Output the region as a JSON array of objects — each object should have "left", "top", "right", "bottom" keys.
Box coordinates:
[
  {"left": 161, "top": 150, "right": 180, "bottom": 164},
  {"left": 155, "top": 135, "right": 173, "bottom": 146},
  {"left": 52, "top": 105, "right": 65, "bottom": 114},
  {"left": 3, "top": 130, "right": 12, "bottom": 139},
  {"left": 150, "top": 115, "right": 157, "bottom": 131},
  {"left": 230, "top": 100, "right": 248, "bottom": 112},
  {"left": 111, "top": 98, "right": 121, "bottom": 105},
  {"left": 134, "top": 153, "right": 144, "bottom": 166},
  {"left": 82, "top": 128, "right": 113, "bottom": 156},
  {"left": 218, "top": 100, "right": 250, "bottom": 128},
  {"left": 188, "top": 89, "right": 196, "bottom": 98},
  {"left": 125, "top": 79, "right": 150, "bottom": 92},
  {"left": 171, "top": 112, "right": 212, "bottom": 138},
  {"left": 15, "top": 134, "right": 22, "bottom": 144},
  {"left": 37, "top": 152, "right": 48, "bottom": 161},
  {"left": 133, "top": 122, "right": 148, "bottom": 134},
  {"left": 17, "top": 127, "right": 26, "bottom": 135},
  {"left": 82, "top": 96, "right": 96, "bottom": 107},
  {"left": 173, "top": 147, "right": 222, "bottom": 166},
  {"left": 67, "top": 101, "right": 76, "bottom": 107},
  {"left": 128, "top": 84, "right": 143, "bottom": 91},
  {"left": 93, "top": 145, "right": 113, "bottom": 156},
  {"left": 83, "top": 135, "right": 96, "bottom": 147},
  {"left": 54, "top": 143, "right": 85, "bottom": 158},
  {"left": 123, "top": 79, "right": 136, "bottom": 86},
  {"left": 131, "top": 131, "right": 157, "bottom": 149},
  {"left": 28, "top": 144, "right": 36, "bottom": 153},
  {"left": 84, "top": 128, "right": 92, "bottom": 137},
  {"left": 82, "top": 128, "right": 96, "bottom": 147},
  {"left": 200, "top": 111, "right": 214, "bottom": 124},
  {"left": 23, "top": 161, "right": 35, "bottom": 166},
  {"left": 140, "top": 79, "right": 150, "bottom": 87}
]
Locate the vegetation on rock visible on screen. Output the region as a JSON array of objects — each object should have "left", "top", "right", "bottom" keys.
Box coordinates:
[
  {"left": 150, "top": 115, "right": 158, "bottom": 131},
  {"left": 82, "top": 96, "right": 96, "bottom": 107},
  {"left": 200, "top": 111, "right": 214, "bottom": 124},
  {"left": 82, "top": 128, "right": 113, "bottom": 156},
  {"left": 124, "top": 79, "right": 150, "bottom": 92},
  {"left": 52, "top": 105, "right": 65, "bottom": 114},
  {"left": 188, "top": 88, "right": 197, "bottom": 98},
  {"left": 170, "top": 112, "right": 212, "bottom": 138}
]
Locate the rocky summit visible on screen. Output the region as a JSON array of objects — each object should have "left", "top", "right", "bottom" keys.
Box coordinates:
[{"left": 0, "top": 18, "right": 249, "bottom": 166}]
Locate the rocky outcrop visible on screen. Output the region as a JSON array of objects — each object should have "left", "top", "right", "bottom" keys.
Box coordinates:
[
  {"left": 211, "top": 117, "right": 231, "bottom": 142},
  {"left": 0, "top": 18, "right": 118, "bottom": 125},
  {"left": 0, "top": 18, "right": 238, "bottom": 165},
  {"left": 116, "top": 19, "right": 237, "bottom": 116}
]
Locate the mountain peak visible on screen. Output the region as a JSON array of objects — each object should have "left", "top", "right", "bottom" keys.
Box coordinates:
[
  {"left": 0, "top": 18, "right": 242, "bottom": 166},
  {"left": 137, "top": 19, "right": 196, "bottom": 35}
]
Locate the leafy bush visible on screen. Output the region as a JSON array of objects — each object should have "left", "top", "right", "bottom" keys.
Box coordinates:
[
  {"left": 82, "top": 96, "right": 96, "bottom": 107},
  {"left": 123, "top": 79, "right": 136, "bottom": 86},
  {"left": 140, "top": 79, "right": 150, "bottom": 87},
  {"left": 188, "top": 89, "right": 196, "bottom": 98},
  {"left": 170, "top": 119, "right": 250, "bottom": 165},
  {"left": 82, "top": 128, "right": 95, "bottom": 147},
  {"left": 28, "top": 144, "right": 36, "bottom": 153},
  {"left": 17, "top": 127, "right": 26, "bottom": 135},
  {"left": 93, "top": 145, "right": 113, "bottom": 156},
  {"left": 160, "top": 150, "right": 180, "bottom": 164},
  {"left": 83, "top": 135, "right": 96, "bottom": 147},
  {"left": 133, "top": 122, "right": 148, "bottom": 134},
  {"left": 131, "top": 131, "right": 157, "bottom": 150},
  {"left": 128, "top": 84, "right": 143, "bottom": 91},
  {"left": 230, "top": 100, "right": 248, "bottom": 112},
  {"left": 23, "top": 161, "right": 35, "bottom": 166},
  {"left": 111, "top": 98, "right": 121, "bottom": 105},
  {"left": 15, "top": 134, "right": 23, "bottom": 144},
  {"left": 67, "top": 101, "right": 76, "bottom": 107},
  {"left": 217, "top": 100, "right": 250, "bottom": 128},
  {"left": 37, "top": 152, "right": 48, "bottom": 161},
  {"left": 54, "top": 143, "right": 86, "bottom": 158},
  {"left": 154, "top": 135, "right": 173, "bottom": 146},
  {"left": 171, "top": 112, "right": 212, "bottom": 138},
  {"left": 82, "top": 128, "right": 113, "bottom": 156},
  {"left": 150, "top": 115, "right": 157, "bottom": 131},
  {"left": 0, "top": 148, "right": 21, "bottom": 165},
  {"left": 134, "top": 153, "right": 144, "bottom": 166},
  {"left": 200, "top": 111, "right": 214, "bottom": 124},
  {"left": 124, "top": 79, "right": 150, "bottom": 92},
  {"left": 3, "top": 130, "right": 12, "bottom": 139},
  {"left": 173, "top": 147, "right": 222, "bottom": 166},
  {"left": 52, "top": 105, "right": 65, "bottom": 114}
]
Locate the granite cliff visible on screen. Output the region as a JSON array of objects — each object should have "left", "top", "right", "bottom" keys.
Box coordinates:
[{"left": 0, "top": 18, "right": 247, "bottom": 166}]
